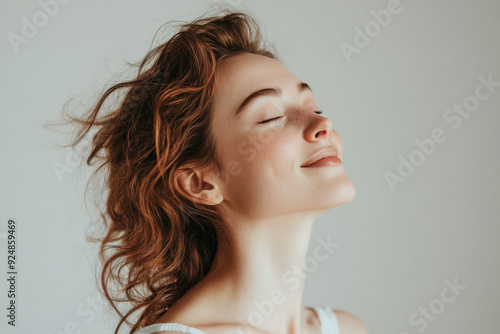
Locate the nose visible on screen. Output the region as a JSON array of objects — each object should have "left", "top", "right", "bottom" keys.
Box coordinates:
[{"left": 303, "top": 114, "right": 333, "bottom": 142}]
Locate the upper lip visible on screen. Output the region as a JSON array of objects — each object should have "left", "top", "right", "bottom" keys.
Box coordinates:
[{"left": 301, "top": 146, "right": 341, "bottom": 167}]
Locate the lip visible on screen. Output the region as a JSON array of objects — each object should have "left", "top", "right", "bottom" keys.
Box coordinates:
[{"left": 301, "top": 147, "right": 342, "bottom": 168}]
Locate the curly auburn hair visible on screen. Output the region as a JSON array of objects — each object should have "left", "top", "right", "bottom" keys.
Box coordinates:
[{"left": 56, "top": 7, "right": 278, "bottom": 334}]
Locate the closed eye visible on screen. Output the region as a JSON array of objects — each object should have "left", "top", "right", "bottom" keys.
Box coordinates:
[
  {"left": 258, "top": 109, "right": 323, "bottom": 124},
  {"left": 259, "top": 116, "right": 283, "bottom": 124}
]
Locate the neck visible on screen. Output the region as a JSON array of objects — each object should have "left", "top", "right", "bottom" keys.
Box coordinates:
[{"left": 197, "top": 211, "right": 325, "bottom": 334}]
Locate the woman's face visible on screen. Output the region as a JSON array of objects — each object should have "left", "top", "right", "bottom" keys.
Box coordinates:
[{"left": 210, "top": 52, "right": 355, "bottom": 219}]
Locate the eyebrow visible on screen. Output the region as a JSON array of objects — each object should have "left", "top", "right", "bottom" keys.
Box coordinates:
[{"left": 235, "top": 81, "right": 313, "bottom": 116}]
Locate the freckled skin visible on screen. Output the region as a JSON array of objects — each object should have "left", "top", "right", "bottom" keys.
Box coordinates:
[{"left": 211, "top": 52, "right": 355, "bottom": 218}]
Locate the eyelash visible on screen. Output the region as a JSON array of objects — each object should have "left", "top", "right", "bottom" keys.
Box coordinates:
[{"left": 259, "top": 109, "right": 323, "bottom": 124}]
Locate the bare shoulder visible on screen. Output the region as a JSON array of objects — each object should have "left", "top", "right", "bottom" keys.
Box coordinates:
[{"left": 332, "top": 309, "right": 370, "bottom": 334}]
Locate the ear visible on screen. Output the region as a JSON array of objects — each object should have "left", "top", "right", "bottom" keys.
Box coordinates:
[{"left": 174, "top": 165, "right": 224, "bottom": 206}]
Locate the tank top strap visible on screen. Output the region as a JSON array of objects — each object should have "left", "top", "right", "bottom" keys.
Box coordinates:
[
  {"left": 135, "top": 322, "right": 208, "bottom": 334},
  {"left": 311, "top": 306, "right": 340, "bottom": 334}
]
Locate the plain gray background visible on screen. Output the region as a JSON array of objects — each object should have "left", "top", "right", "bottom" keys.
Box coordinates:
[{"left": 1, "top": 0, "right": 499, "bottom": 333}]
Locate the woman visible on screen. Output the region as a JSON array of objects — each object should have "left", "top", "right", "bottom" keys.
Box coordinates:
[{"left": 64, "top": 7, "right": 368, "bottom": 334}]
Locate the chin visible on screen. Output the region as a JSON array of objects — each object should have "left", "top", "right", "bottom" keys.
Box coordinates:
[{"left": 329, "top": 178, "right": 356, "bottom": 208}]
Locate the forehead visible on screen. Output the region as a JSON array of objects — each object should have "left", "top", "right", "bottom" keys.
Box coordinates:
[{"left": 213, "top": 52, "right": 298, "bottom": 114}]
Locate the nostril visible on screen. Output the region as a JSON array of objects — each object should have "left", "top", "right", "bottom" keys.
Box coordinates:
[{"left": 315, "top": 130, "right": 327, "bottom": 138}]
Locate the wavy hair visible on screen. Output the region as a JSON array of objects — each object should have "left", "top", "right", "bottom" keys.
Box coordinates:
[{"left": 54, "top": 7, "right": 278, "bottom": 334}]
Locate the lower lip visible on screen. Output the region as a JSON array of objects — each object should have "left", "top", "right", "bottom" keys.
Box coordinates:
[{"left": 303, "top": 156, "right": 342, "bottom": 168}]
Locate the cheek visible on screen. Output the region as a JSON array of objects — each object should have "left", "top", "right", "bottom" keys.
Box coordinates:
[
  {"left": 264, "top": 133, "right": 297, "bottom": 165},
  {"left": 242, "top": 129, "right": 297, "bottom": 171},
  {"left": 226, "top": 128, "right": 297, "bottom": 172}
]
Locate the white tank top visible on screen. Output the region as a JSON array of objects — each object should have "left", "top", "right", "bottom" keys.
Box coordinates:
[{"left": 135, "top": 305, "right": 340, "bottom": 334}]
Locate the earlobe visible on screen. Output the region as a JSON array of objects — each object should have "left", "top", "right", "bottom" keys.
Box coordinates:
[{"left": 174, "top": 167, "right": 224, "bottom": 206}]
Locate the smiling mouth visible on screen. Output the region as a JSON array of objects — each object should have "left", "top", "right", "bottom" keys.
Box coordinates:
[
  {"left": 301, "top": 156, "right": 342, "bottom": 168},
  {"left": 300, "top": 146, "right": 342, "bottom": 168}
]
